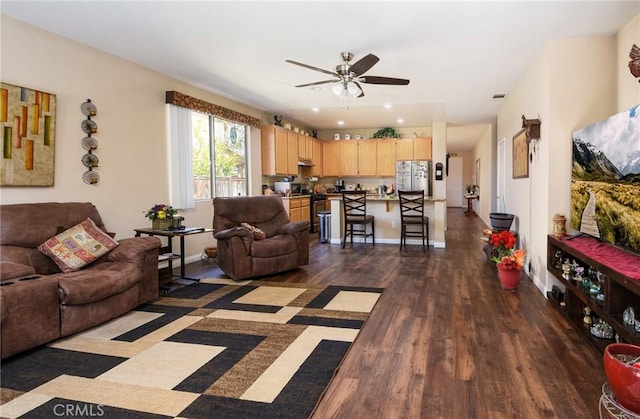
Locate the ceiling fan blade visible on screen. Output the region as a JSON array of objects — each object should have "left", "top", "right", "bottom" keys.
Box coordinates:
[
  {"left": 354, "top": 82, "right": 365, "bottom": 98},
  {"left": 349, "top": 53, "right": 379, "bottom": 76},
  {"left": 286, "top": 59, "right": 339, "bottom": 77},
  {"left": 295, "top": 80, "right": 337, "bottom": 88},
  {"left": 360, "top": 76, "right": 410, "bottom": 85}
]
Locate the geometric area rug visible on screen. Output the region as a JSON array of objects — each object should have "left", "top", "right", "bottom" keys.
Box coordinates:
[{"left": 0, "top": 278, "right": 383, "bottom": 419}]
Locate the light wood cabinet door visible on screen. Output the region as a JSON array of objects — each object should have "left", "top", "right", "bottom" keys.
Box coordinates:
[
  {"left": 414, "top": 137, "right": 432, "bottom": 160},
  {"left": 396, "top": 138, "right": 413, "bottom": 161},
  {"left": 341, "top": 141, "right": 358, "bottom": 176},
  {"left": 287, "top": 131, "right": 298, "bottom": 175},
  {"left": 261, "top": 125, "right": 288, "bottom": 175},
  {"left": 377, "top": 139, "right": 396, "bottom": 176},
  {"left": 290, "top": 207, "right": 302, "bottom": 222},
  {"left": 311, "top": 139, "right": 323, "bottom": 176},
  {"left": 358, "top": 140, "right": 377, "bottom": 176},
  {"left": 306, "top": 136, "right": 313, "bottom": 160},
  {"left": 301, "top": 197, "right": 310, "bottom": 223},
  {"left": 322, "top": 141, "right": 341, "bottom": 176}
]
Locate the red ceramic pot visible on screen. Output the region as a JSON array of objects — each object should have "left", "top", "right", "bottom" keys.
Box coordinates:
[
  {"left": 604, "top": 343, "right": 640, "bottom": 413},
  {"left": 497, "top": 265, "right": 521, "bottom": 290}
]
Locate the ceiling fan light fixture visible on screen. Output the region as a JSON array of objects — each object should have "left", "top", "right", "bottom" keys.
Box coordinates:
[
  {"left": 346, "top": 81, "right": 362, "bottom": 97},
  {"left": 332, "top": 83, "right": 346, "bottom": 98}
]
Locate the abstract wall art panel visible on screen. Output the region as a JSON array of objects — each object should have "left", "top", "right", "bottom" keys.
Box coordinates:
[{"left": 0, "top": 82, "right": 56, "bottom": 186}]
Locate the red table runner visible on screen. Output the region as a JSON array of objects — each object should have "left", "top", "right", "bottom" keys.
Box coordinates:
[{"left": 561, "top": 235, "right": 640, "bottom": 280}]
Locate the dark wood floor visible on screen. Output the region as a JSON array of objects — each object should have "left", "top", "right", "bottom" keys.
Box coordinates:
[{"left": 183, "top": 208, "right": 606, "bottom": 418}]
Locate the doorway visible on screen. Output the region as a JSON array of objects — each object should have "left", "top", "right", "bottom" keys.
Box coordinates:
[{"left": 447, "top": 156, "right": 464, "bottom": 207}]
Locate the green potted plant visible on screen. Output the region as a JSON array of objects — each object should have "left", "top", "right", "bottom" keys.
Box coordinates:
[
  {"left": 144, "top": 204, "right": 178, "bottom": 230},
  {"left": 372, "top": 127, "right": 401, "bottom": 138}
]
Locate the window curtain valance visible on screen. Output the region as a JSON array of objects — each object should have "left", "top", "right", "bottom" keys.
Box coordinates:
[{"left": 165, "top": 91, "right": 261, "bottom": 128}]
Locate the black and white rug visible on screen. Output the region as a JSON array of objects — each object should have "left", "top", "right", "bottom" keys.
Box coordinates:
[{"left": 0, "top": 279, "right": 383, "bottom": 418}]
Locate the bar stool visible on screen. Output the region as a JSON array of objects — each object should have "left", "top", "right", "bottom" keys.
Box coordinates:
[
  {"left": 398, "top": 190, "right": 429, "bottom": 251},
  {"left": 341, "top": 191, "right": 375, "bottom": 248}
]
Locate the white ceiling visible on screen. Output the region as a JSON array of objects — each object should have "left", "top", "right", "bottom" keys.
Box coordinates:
[{"left": 2, "top": 1, "right": 638, "bottom": 151}]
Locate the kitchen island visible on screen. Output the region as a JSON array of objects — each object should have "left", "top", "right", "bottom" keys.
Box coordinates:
[{"left": 328, "top": 195, "right": 447, "bottom": 248}]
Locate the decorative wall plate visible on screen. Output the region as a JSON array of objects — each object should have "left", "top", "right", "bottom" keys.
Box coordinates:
[
  {"left": 82, "top": 170, "right": 100, "bottom": 185},
  {"left": 81, "top": 101, "right": 97, "bottom": 116},
  {"left": 81, "top": 153, "right": 99, "bottom": 168},
  {"left": 81, "top": 137, "right": 98, "bottom": 150},
  {"left": 81, "top": 119, "right": 97, "bottom": 134}
]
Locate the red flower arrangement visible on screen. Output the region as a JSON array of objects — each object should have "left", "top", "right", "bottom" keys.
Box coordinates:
[{"left": 489, "top": 230, "right": 526, "bottom": 271}]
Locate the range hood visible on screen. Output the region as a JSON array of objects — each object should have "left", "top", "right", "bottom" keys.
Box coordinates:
[{"left": 297, "top": 159, "right": 313, "bottom": 167}]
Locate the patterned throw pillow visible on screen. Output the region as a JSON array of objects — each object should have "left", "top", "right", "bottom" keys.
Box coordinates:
[
  {"left": 241, "top": 222, "right": 266, "bottom": 240},
  {"left": 38, "top": 218, "right": 119, "bottom": 273}
]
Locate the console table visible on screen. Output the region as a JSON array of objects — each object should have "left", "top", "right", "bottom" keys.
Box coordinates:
[{"left": 134, "top": 227, "right": 213, "bottom": 285}]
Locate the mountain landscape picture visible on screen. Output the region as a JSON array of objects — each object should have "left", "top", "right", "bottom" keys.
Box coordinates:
[{"left": 571, "top": 105, "right": 640, "bottom": 254}]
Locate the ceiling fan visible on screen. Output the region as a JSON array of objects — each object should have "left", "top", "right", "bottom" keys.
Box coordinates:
[{"left": 286, "top": 52, "right": 410, "bottom": 98}]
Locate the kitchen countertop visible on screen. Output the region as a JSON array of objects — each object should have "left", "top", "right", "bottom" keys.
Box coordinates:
[{"left": 328, "top": 194, "right": 446, "bottom": 202}]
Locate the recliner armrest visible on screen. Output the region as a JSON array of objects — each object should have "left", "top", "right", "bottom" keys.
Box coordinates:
[
  {"left": 277, "top": 221, "right": 310, "bottom": 236},
  {"left": 214, "top": 226, "right": 253, "bottom": 240}
]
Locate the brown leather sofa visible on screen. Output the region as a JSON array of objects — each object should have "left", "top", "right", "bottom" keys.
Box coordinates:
[
  {"left": 213, "top": 196, "right": 309, "bottom": 280},
  {"left": 0, "top": 202, "right": 161, "bottom": 359}
]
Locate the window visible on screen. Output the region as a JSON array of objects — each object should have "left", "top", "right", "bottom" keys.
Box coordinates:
[{"left": 192, "top": 111, "right": 248, "bottom": 200}]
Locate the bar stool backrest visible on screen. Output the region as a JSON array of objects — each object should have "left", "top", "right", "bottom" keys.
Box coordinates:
[
  {"left": 398, "top": 190, "right": 425, "bottom": 221},
  {"left": 342, "top": 191, "right": 368, "bottom": 219}
]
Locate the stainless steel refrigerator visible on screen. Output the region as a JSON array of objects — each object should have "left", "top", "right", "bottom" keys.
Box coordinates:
[{"left": 395, "top": 160, "right": 431, "bottom": 196}]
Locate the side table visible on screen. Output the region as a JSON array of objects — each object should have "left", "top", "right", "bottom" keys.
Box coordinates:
[
  {"left": 134, "top": 227, "right": 213, "bottom": 289},
  {"left": 464, "top": 194, "right": 478, "bottom": 216}
]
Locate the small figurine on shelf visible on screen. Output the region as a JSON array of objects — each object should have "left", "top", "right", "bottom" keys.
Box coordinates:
[
  {"left": 624, "top": 307, "right": 636, "bottom": 325},
  {"left": 554, "top": 250, "right": 563, "bottom": 269},
  {"left": 583, "top": 307, "right": 593, "bottom": 325},
  {"left": 562, "top": 259, "right": 572, "bottom": 279},
  {"left": 574, "top": 266, "right": 584, "bottom": 282}
]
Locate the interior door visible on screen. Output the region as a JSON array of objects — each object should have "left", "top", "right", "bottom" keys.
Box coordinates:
[{"left": 447, "top": 156, "right": 464, "bottom": 207}]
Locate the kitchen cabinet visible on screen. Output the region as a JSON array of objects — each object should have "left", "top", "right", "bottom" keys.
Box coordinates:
[
  {"left": 376, "top": 139, "right": 396, "bottom": 176},
  {"left": 298, "top": 134, "right": 313, "bottom": 160},
  {"left": 341, "top": 141, "right": 358, "bottom": 176},
  {"left": 396, "top": 138, "right": 414, "bottom": 160},
  {"left": 322, "top": 141, "right": 341, "bottom": 176},
  {"left": 341, "top": 140, "right": 377, "bottom": 176},
  {"left": 395, "top": 137, "right": 433, "bottom": 161},
  {"left": 358, "top": 140, "right": 377, "bottom": 176},
  {"left": 286, "top": 130, "right": 298, "bottom": 175},
  {"left": 261, "top": 125, "right": 290, "bottom": 175},
  {"left": 283, "top": 196, "right": 310, "bottom": 223},
  {"left": 414, "top": 137, "right": 432, "bottom": 160},
  {"left": 311, "top": 139, "right": 323, "bottom": 176}
]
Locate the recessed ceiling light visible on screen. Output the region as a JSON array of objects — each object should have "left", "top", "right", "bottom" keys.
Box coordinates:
[
  {"left": 384, "top": 104, "right": 392, "bottom": 109},
  {"left": 337, "top": 120, "right": 344, "bottom": 126},
  {"left": 397, "top": 118, "right": 404, "bottom": 124},
  {"left": 311, "top": 107, "right": 319, "bottom": 112},
  {"left": 492, "top": 94, "right": 506, "bottom": 99}
]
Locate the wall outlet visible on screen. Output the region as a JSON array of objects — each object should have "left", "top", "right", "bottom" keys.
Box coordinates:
[{"left": 391, "top": 221, "right": 396, "bottom": 228}]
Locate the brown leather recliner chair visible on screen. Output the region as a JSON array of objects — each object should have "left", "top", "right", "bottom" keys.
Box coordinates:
[{"left": 213, "top": 196, "right": 309, "bottom": 280}]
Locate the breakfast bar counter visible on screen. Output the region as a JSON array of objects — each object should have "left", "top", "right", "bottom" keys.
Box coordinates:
[{"left": 328, "top": 195, "right": 447, "bottom": 248}]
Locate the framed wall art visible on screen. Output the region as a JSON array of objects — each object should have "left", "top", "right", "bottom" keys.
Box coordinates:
[
  {"left": 0, "top": 82, "right": 56, "bottom": 186},
  {"left": 512, "top": 128, "right": 529, "bottom": 179}
]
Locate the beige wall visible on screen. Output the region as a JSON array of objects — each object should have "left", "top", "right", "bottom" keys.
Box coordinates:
[
  {"left": 0, "top": 16, "right": 264, "bottom": 261},
  {"left": 496, "top": 14, "right": 639, "bottom": 294},
  {"left": 617, "top": 14, "right": 640, "bottom": 110},
  {"left": 470, "top": 125, "right": 494, "bottom": 223}
]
